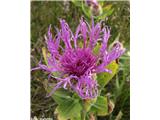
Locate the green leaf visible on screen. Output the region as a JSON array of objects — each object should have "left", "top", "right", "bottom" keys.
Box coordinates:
[
  {"left": 83, "top": 98, "right": 97, "bottom": 112},
  {"left": 103, "top": 4, "right": 112, "bottom": 12},
  {"left": 71, "top": 115, "right": 81, "bottom": 120},
  {"left": 97, "top": 8, "right": 114, "bottom": 20},
  {"left": 51, "top": 88, "right": 72, "bottom": 105},
  {"left": 72, "top": 0, "right": 81, "bottom": 7},
  {"left": 45, "top": 82, "right": 72, "bottom": 104},
  {"left": 49, "top": 88, "right": 82, "bottom": 120},
  {"left": 81, "top": 1, "right": 92, "bottom": 18},
  {"left": 56, "top": 99, "right": 82, "bottom": 120},
  {"left": 45, "top": 81, "right": 82, "bottom": 120},
  {"left": 97, "top": 61, "right": 119, "bottom": 88},
  {"left": 89, "top": 96, "right": 108, "bottom": 116}
]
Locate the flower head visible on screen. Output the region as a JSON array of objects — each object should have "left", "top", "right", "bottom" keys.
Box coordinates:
[
  {"left": 85, "top": 0, "right": 99, "bottom": 7},
  {"left": 85, "top": 0, "right": 102, "bottom": 16},
  {"left": 32, "top": 17, "right": 125, "bottom": 99}
]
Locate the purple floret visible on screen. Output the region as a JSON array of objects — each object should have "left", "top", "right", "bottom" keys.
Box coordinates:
[
  {"left": 60, "top": 48, "right": 97, "bottom": 76},
  {"left": 32, "top": 17, "right": 125, "bottom": 99}
]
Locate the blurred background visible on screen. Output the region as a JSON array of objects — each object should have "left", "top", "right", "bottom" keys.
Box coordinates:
[{"left": 31, "top": 1, "right": 130, "bottom": 120}]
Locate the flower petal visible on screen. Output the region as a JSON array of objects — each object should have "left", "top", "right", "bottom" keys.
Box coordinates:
[{"left": 60, "top": 19, "right": 72, "bottom": 49}]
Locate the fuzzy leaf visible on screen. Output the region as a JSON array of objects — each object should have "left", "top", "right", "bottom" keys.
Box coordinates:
[{"left": 97, "top": 61, "right": 119, "bottom": 88}]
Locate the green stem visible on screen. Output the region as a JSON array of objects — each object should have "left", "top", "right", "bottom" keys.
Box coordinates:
[
  {"left": 82, "top": 109, "right": 86, "bottom": 120},
  {"left": 82, "top": 100, "right": 87, "bottom": 120}
]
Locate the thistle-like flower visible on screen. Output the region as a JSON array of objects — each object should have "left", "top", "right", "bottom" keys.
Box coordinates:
[
  {"left": 32, "top": 18, "right": 125, "bottom": 99},
  {"left": 85, "top": 0, "right": 102, "bottom": 16},
  {"left": 85, "top": 0, "right": 99, "bottom": 7}
]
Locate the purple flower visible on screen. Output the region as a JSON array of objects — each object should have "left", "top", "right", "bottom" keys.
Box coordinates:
[
  {"left": 85, "top": 0, "right": 102, "bottom": 16},
  {"left": 85, "top": 0, "right": 99, "bottom": 8},
  {"left": 32, "top": 17, "right": 125, "bottom": 99}
]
